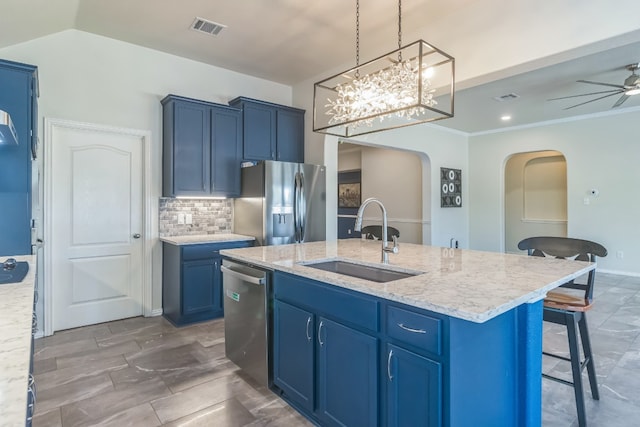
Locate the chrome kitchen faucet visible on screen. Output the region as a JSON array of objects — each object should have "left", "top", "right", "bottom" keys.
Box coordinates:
[{"left": 354, "top": 198, "right": 399, "bottom": 264}]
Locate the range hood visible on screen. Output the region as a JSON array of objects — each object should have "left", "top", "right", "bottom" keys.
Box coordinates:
[{"left": 0, "top": 110, "right": 18, "bottom": 146}]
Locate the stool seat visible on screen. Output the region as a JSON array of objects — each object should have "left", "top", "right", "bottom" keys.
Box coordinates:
[{"left": 544, "top": 291, "right": 592, "bottom": 312}]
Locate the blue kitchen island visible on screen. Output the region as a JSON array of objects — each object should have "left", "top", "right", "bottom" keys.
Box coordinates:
[{"left": 221, "top": 240, "right": 594, "bottom": 426}]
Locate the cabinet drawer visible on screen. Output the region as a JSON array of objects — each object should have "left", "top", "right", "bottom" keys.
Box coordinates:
[
  {"left": 387, "top": 306, "right": 442, "bottom": 356},
  {"left": 275, "top": 272, "right": 379, "bottom": 332},
  {"left": 182, "top": 240, "right": 252, "bottom": 261}
]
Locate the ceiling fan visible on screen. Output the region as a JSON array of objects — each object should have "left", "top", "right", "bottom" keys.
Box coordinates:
[{"left": 549, "top": 63, "right": 640, "bottom": 110}]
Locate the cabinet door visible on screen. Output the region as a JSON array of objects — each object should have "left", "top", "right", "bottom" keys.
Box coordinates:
[
  {"left": 386, "top": 344, "right": 442, "bottom": 427},
  {"left": 273, "top": 300, "right": 314, "bottom": 412},
  {"left": 242, "top": 102, "right": 276, "bottom": 161},
  {"left": 171, "top": 101, "right": 211, "bottom": 196},
  {"left": 318, "top": 317, "right": 378, "bottom": 427},
  {"left": 211, "top": 107, "right": 241, "bottom": 197},
  {"left": 276, "top": 108, "right": 304, "bottom": 163},
  {"left": 182, "top": 259, "right": 215, "bottom": 315}
]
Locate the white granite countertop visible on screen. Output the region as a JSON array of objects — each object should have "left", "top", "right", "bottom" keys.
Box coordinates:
[
  {"left": 220, "top": 240, "right": 594, "bottom": 323},
  {"left": 160, "top": 233, "right": 255, "bottom": 245},
  {"left": 0, "top": 255, "right": 36, "bottom": 427}
]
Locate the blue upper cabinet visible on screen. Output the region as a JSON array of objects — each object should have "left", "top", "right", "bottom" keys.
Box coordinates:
[
  {"left": 276, "top": 107, "right": 304, "bottom": 163},
  {"left": 237, "top": 100, "right": 276, "bottom": 161},
  {"left": 229, "top": 97, "right": 305, "bottom": 164},
  {"left": 0, "top": 59, "right": 38, "bottom": 256},
  {"left": 210, "top": 107, "right": 242, "bottom": 195},
  {"left": 162, "top": 95, "right": 242, "bottom": 198}
]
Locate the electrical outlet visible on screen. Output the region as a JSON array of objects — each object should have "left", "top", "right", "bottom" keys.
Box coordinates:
[
  {"left": 185, "top": 214, "right": 193, "bottom": 224},
  {"left": 617, "top": 251, "right": 624, "bottom": 259},
  {"left": 177, "top": 213, "right": 185, "bottom": 224}
]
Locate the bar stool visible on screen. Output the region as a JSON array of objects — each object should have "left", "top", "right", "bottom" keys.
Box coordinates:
[
  {"left": 518, "top": 236, "right": 607, "bottom": 427},
  {"left": 360, "top": 225, "right": 399, "bottom": 242}
]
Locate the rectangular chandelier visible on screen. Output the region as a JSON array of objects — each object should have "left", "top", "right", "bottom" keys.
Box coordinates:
[{"left": 313, "top": 40, "right": 455, "bottom": 138}]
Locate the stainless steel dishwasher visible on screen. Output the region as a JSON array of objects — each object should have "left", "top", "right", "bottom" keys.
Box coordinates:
[{"left": 221, "top": 259, "right": 270, "bottom": 387}]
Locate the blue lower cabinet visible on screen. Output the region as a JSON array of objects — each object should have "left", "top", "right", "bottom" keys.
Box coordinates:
[
  {"left": 386, "top": 343, "right": 442, "bottom": 427},
  {"left": 271, "top": 272, "right": 545, "bottom": 427},
  {"left": 162, "top": 240, "right": 252, "bottom": 326},
  {"left": 272, "top": 272, "right": 379, "bottom": 426},
  {"left": 182, "top": 258, "right": 219, "bottom": 316},
  {"left": 317, "top": 317, "right": 378, "bottom": 427},
  {"left": 273, "top": 300, "right": 314, "bottom": 412}
]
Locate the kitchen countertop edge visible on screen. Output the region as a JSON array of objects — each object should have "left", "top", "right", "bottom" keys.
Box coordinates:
[
  {"left": 0, "top": 255, "right": 36, "bottom": 427},
  {"left": 160, "top": 233, "right": 255, "bottom": 245},
  {"left": 220, "top": 240, "right": 595, "bottom": 324}
]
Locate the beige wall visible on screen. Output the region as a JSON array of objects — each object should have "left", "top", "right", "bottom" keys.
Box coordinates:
[
  {"left": 338, "top": 144, "right": 424, "bottom": 244},
  {"left": 0, "top": 29, "right": 293, "bottom": 315},
  {"left": 337, "top": 146, "right": 361, "bottom": 171},
  {"left": 469, "top": 109, "right": 640, "bottom": 274},
  {"left": 504, "top": 151, "right": 567, "bottom": 253}
]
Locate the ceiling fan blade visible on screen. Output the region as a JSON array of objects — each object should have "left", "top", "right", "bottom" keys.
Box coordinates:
[
  {"left": 548, "top": 89, "right": 621, "bottom": 101},
  {"left": 563, "top": 91, "right": 622, "bottom": 110},
  {"left": 612, "top": 94, "right": 630, "bottom": 108},
  {"left": 577, "top": 79, "right": 626, "bottom": 89}
]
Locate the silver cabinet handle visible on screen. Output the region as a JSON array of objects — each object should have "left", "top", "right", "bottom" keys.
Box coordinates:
[
  {"left": 306, "top": 316, "right": 312, "bottom": 341},
  {"left": 387, "top": 349, "right": 394, "bottom": 381},
  {"left": 220, "top": 265, "right": 265, "bottom": 285},
  {"left": 318, "top": 321, "right": 325, "bottom": 346},
  {"left": 398, "top": 323, "right": 427, "bottom": 334},
  {"left": 133, "top": 233, "right": 141, "bottom": 239}
]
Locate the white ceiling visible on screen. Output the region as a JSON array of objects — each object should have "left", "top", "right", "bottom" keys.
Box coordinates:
[{"left": 2, "top": 0, "right": 640, "bottom": 132}]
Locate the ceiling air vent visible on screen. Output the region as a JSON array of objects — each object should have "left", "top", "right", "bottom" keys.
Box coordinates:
[
  {"left": 191, "top": 17, "right": 226, "bottom": 36},
  {"left": 492, "top": 93, "right": 520, "bottom": 102}
]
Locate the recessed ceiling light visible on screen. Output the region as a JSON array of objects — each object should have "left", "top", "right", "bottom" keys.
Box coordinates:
[{"left": 501, "top": 115, "right": 512, "bottom": 121}]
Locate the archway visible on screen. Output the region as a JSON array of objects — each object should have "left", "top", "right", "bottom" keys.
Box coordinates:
[
  {"left": 337, "top": 141, "right": 429, "bottom": 244},
  {"left": 504, "top": 150, "right": 567, "bottom": 253}
]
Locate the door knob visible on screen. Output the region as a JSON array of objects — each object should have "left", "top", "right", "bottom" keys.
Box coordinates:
[{"left": 133, "top": 234, "right": 141, "bottom": 239}]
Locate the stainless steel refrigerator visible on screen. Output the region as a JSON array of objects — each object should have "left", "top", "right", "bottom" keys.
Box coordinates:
[{"left": 234, "top": 161, "right": 326, "bottom": 246}]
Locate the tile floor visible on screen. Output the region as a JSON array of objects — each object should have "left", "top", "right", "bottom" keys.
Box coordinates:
[{"left": 32, "top": 272, "right": 640, "bottom": 426}]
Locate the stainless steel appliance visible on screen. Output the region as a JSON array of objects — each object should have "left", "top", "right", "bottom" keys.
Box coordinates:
[
  {"left": 234, "top": 161, "right": 326, "bottom": 246},
  {"left": 221, "top": 259, "right": 270, "bottom": 386}
]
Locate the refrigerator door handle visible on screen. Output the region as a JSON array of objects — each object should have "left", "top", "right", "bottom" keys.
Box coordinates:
[
  {"left": 294, "top": 172, "right": 302, "bottom": 242},
  {"left": 298, "top": 172, "right": 306, "bottom": 241}
]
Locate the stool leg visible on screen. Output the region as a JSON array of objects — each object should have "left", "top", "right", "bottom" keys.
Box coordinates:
[
  {"left": 578, "top": 313, "right": 600, "bottom": 400},
  {"left": 567, "top": 313, "right": 587, "bottom": 427}
]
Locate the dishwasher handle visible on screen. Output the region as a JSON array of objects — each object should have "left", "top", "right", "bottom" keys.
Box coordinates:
[{"left": 221, "top": 265, "right": 266, "bottom": 285}]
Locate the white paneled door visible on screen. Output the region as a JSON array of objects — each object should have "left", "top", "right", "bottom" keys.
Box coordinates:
[{"left": 49, "top": 121, "right": 145, "bottom": 332}]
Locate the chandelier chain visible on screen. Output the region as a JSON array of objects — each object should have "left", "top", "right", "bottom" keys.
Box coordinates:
[
  {"left": 355, "top": 0, "right": 360, "bottom": 77},
  {"left": 398, "top": 0, "right": 403, "bottom": 61}
]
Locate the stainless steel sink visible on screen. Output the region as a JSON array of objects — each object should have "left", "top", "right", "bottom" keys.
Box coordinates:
[{"left": 300, "top": 259, "right": 421, "bottom": 283}]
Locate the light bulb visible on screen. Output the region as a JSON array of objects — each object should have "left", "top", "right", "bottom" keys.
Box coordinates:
[
  {"left": 625, "top": 87, "right": 640, "bottom": 96},
  {"left": 422, "top": 67, "right": 435, "bottom": 79}
]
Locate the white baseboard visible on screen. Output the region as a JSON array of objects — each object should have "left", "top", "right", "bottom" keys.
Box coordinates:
[
  {"left": 598, "top": 269, "right": 640, "bottom": 278},
  {"left": 147, "top": 308, "right": 163, "bottom": 317}
]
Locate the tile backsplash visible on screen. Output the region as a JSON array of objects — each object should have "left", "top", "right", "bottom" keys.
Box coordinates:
[{"left": 159, "top": 198, "right": 233, "bottom": 237}]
